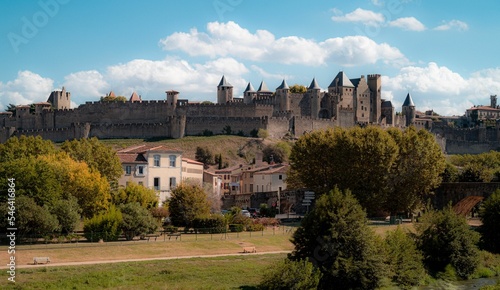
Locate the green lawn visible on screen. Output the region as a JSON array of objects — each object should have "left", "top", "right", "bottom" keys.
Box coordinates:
[{"left": 2, "top": 254, "right": 286, "bottom": 289}]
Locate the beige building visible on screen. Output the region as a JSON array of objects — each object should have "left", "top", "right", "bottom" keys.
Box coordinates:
[
  {"left": 117, "top": 144, "right": 183, "bottom": 204},
  {"left": 253, "top": 164, "right": 289, "bottom": 193},
  {"left": 181, "top": 157, "right": 204, "bottom": 186}
]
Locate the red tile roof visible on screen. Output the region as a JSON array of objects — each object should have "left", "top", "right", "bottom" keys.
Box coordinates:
[
  {"left": 117, "top": 144, "right": 182, "bottom": 154},
  {"left": 117, "top": 153, "right": 147, "bottom": 164}
]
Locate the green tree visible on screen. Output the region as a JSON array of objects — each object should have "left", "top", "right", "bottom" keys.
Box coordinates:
[
  {"left": 119, "top": 202, "right": 159, "bottom": 240},
  {"left": 385, "top": 127, "right": 446, "bottom": 216},
  {"left": 50, "top": 196, "right": 81, "bottom": 234},
  {"left": 441, "top": 162, "right": 459, "bottom": 182},
  {"left": 0, "top": 135, "right": 56, "bottom": 163},
  {"left": 290, "top": 188, "right": 386, "bottom": 290},
  {"left": 112, "top": 182, "right": 158, "bottom": 209},
  {"left": 480, "top": 189, "right": 500, "bottom": 253},
  {"left": 259, "top": 259, "right": 321, "bottom": 290},
  {"left": 416, "top": 206, "right": 480, "bottom": 278},
  {"left": 195, "top": 146, "right": 214, "bottom": 169},
  {"left": 257, "top": 128, "right": 269, "bottom": 139},
  {"left": 262, "top": 141, "right": 291, "bottom": 164},
  {"left": 100, "top": 95, "right": 127, "bottom": 102},
  {"left": 385, "top": 227, "right": 426, "bottom": 288},
  {"left": 168, "top": 184, "right": 211, "bottom": 228},
  {"left": 0, "top": 196, "right": 60, "bottom": 240},
  {"left": 289, "top": 127, "right": 398, "bottom": 214},
  {"left": 289, "top": 84, "right": 307, "bottom": 94},
  {"left": 83, "top": 205, "right": 123, "bottom": 242},
  {"left": 61, "top": 137, "right": 123, "bottom": 187}
]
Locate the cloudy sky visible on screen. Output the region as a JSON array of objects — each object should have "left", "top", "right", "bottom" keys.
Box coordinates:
[{"left": 1, "top": 0, "right": 500, "bottom": 116}]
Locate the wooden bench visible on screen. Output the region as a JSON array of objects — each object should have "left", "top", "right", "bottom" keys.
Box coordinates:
[
  {"left": 144, "top": 234, "right": 161, "bottom": 241},
  {"left": 33, "top": 257, "right": 51, "bottom": 265},
  {"left": 242, "top": 247, "right": 256, "bottom": 253},
  {"left": 167, "top": 233, "right": 181, "bottom": 240}
]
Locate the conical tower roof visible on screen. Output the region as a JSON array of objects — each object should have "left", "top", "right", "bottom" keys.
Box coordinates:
[
  {"left": 108, "top": 91, "right": 116, "bottom": 97},
  {"left": 276, "top": 79, "right": 289, "bottom": 90},
  {"left": 328, "top": 71, "right": 354, "bottom": 88},
  {"left": 402, "top": 92, "right": 415, "bottom": 107},
  {"left": 218, "top": 75, "right": 232, "bottom": 87},
  {"left": 257, "top": 81, "right": 271, "bottom": 92},
  {"left": 244, "top": 82, "right": 255, "bottom": 92},
  {"left": 129, "top": 92, "right": 141, "bottom": 102},
  {"left": 308, "top": 78, "right": 321, "bottom": 90}
]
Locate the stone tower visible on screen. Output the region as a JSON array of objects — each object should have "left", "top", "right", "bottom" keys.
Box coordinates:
[
  {"left": 217, "top": 76, "right": 233, "bottom": 104},
  {"left": 491, "top": 95, "right": 497, "bottom": 108},
  {"left": 308, "top": 78, "right": 321, "bottom": 118},
  {"left": 166, "top": 90, "right": 179, "bottom": 110},
  {"left": 47, "top": 87, "right": 71, "bottom": 109},
  {"left": 402, "top": 92, "right": 416, "bottom": 126},
  {"left": 367, "top": 74, "right": 382, "bottom": 123},
  {"left": 276, "top": 79, "right": 290, "bottom": 111},
  {"left": 243, "top": 82, "right": 256, "bottom": 104}
]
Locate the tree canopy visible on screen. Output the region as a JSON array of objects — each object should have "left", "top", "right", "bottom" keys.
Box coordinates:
[
  {"left": 288, "top": 126, "right": 446, "bottom": 215},
  {"left": 290, "top": 188, "right": 386, "bottom": 289},
  {"left": 168, "top": 183, "right": 211, "bottom": 228},
  {"left": 480, "top": 189, "right": 500, "bottom": 253}
]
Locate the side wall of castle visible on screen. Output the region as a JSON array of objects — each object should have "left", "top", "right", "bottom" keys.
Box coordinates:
[
  {"left": 185, "top": 117, "right": 268, "bottom": 136},
  {"left": 293, "top": 116, "right": 336, "bottom": 137}
]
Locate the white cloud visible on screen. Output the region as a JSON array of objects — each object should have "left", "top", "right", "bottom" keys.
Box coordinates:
[
  {"left": 388, "top": 17, "right": 426, "bottom": 31},
  {"left": 331, "top": 8, "right": 385, "bottom": 26},
  {"left": 159, "top": 21, "right": 407, "bottom": 67},
  {"left": 250, "top": 65, "right": 289, "bottom": 81},
  {"left": 64, "top": 70, "right": 109, "bottom": 100},
  {"left": 322, "top": 36, "right": 408, "bottom": 67},
  {"left": 371, "top": 0, "right": 384, "bottom": 6},
  {"left": 0, "top": 71, "right": 54, "bottom": 111},
  {"left": 434, "top": 20, "right": 469, "bottom": 31},
  {"left": 383, "top": 63, "right": 500, "bottom": 116}
]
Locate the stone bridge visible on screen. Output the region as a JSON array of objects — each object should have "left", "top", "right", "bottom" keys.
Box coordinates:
[{"left": 432, "top": 182, "right": 500, "bottom": 215}]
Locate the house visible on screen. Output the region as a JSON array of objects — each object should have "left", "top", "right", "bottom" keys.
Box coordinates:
[
  {"left": 253, "top": 164, "right": 289, "bottom": 193},
  {"left": 181, "top": 157, "right": 204, "bottom": 186},
  {"left": 117, "top": 144, "right": 183, "bottom": 205}
]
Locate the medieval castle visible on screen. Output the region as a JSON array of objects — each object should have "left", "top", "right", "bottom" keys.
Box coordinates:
[{"left": 0, "top": 71, "right": 421, "bottom": 144}]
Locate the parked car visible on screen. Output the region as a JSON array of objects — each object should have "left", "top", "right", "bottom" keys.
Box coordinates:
[
  {"left": 241, "top": 210, "right": 251, "bottom": 218},
  {"left": 247, "top": 208, "right": 260, "bottom": 218}
]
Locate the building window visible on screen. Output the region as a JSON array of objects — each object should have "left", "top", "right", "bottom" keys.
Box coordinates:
[
  {"left": 169, "top": 155, "right": 176, "bottom": 167},
  {"left": 154, "top": 177, "right": 160, "bottom": 190},
  {"left": 153, "top": 155, "right": 160, "bottom": 167},
  {"left": 279, "top": 175, "right": 282, "bottom": 180},
  {"left": 125, "top": 165, "right": 131, "bottom": 175},
  {"left": 169, "top": 177, "right": 176, "bottom": 189},
  {"left": 250, "top": 184, "right": 253, "bottom": 193},
  {"left": 137, "top": 165, "right": 145, "bottom": 176}
]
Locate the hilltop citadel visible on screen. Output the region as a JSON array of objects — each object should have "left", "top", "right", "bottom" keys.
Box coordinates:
[{"left": 1, "top": 71, "right": 500, "bottom": 154}]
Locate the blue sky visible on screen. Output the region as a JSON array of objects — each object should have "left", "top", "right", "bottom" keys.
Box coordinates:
[{"left": 1, "top": 0, "right": 500, "bottom": 116}]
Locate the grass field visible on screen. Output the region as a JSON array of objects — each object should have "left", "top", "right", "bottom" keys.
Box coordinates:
[{"left": 1, "top": 253, "right": 286, "bottom": 289}]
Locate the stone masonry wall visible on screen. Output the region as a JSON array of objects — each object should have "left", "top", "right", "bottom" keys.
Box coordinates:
[{"left": 185, "top": 117, "right": 267, "bottom": 136}]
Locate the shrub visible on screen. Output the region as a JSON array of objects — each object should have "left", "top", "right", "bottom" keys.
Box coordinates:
[
  {"left": 192, "top": 215, "right": 227, "bottom": 233},
  {"left": 480, "top": 189, "right": 500, "bottom": 253},
  {"left": 229, "top": 224, "right": 244, "bottom": 232},
  {"left": 255, "top": 217, "right": 280, "bottom": 227},
  {"left": 259, "top": 258, "right": 321, "bottom": 290},
  {"left": 247, "top": 223, "right": 264, "bottom": 232},
  {"left": 83, "top": 206, "right": 123, "bottom": 242},
  {"left": 119, "top": 203, "right": 159, "bottom": 240},
  {"left": 416, "top": 206, "right": 480, "bottom": 279},
  {"left": 385, "top": 226, "right": 425, "bottom": 289},
  {"left": 163, "top": 225, "right": 178, "bottom": 233}
]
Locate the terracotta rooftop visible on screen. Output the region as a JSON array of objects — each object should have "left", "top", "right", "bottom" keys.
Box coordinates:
[
  {"left": 468, "top": 106, "right": 500, "bottom": 111},
  {"left": 117, "top": 144, "right": 182, "bottom": 154},
  {"left": 182, "top": 157, "right": 204, "bottom": 165},
  {"left": 254, "top": 164, "right": 289, "bottom": 175},
  {"left": 117, "top": 153, "right": 147, "bottom": 164}
]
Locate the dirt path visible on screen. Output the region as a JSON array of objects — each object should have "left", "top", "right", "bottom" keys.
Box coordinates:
[{"left": 2, "top": 250, "right": 291, "bottom": 270}]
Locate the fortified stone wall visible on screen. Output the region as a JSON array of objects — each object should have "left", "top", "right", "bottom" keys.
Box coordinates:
[
  {"left": 181, "top": 103, "right": 273, "bottom": 118},
  {"left": 445, "top": 140, "right": 499, "bottom": 155},
  {"left": 337, "top": 109, "right": 355, "bottom": 128},
  {"left": 293, "top": 116, "right": 336, "bottom": 137},
  {"left": 90, "top": 122, "right": 173, "bottom": 140},
  {"left": 185, "top": 117, "right": 267, "bottom": 136},
  {"left": 267, "top": 117, "right": 290, "bottom": 138}
]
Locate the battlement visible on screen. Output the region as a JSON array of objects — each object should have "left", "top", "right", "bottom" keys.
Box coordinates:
[{"left": 368, "top": 74, "right": 381, "bottom": 79}]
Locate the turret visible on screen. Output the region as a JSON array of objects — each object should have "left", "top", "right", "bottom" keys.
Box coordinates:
[
  {"left": 308, "top": 78, "right": 321, "bottom": 118},
  {"left": 243, "top": 82, "right": 257, "bottom": 104},
  {"left": 276, "top": 79, "right": 290, "bottom": 111},
  {"left": 491, "top": 95, "right": 497, "bottom": 108},
  {"left": 46, "top": 87, "right": 71, "bottom": 110},
  {"left": 217, "top": 76, "right": 233, "bottom": 104},
  {"left": 402, "top": 92, "right": 416, "bottom": 126},
  {"left": 257, "top": 81, "right": 272, "bottom": 98},
  {"left": 166, "top": 90, "right": 179, "bottom": 110},
  {"left": 368, "top": 74, "right": 381, "bottom": 123},
  {"left": 328, "top": 71, "right": 354, "bottom": 110}
]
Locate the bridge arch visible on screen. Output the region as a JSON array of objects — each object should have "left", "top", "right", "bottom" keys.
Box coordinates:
[{"left": 433, "top": 182, "right": 500, "bottom": 216}]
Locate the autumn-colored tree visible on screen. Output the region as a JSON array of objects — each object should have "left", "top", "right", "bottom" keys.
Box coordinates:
[
  {"left": 100, "top": 95, "right": 127, "bottom": 102},
  {"left": 289, "top": 84, "right": 307, "bottom": 94},
  {"left": 168, "top": 183, "right": 211, "bottom": 228},
  {"left": 0, "top": 135, "right": 56, "bottom": 163},
  {"left": 61, "top": 137, "right": 123, "bottom": 187},
  {"left": 112, "top": 182, "right": 158, "bottom": 209}
]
